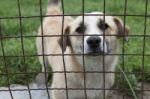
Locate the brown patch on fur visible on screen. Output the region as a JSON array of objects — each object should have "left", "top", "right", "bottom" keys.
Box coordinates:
[
  {"left": 97, "top": 19, "right": 109, "bottom": 31},
  {"left": 58, "top": 26, "right": 71, "bottom": 52},
  {"left": 114, "top": 17, "right": 129, "bottom": 41},
  {"left": 75, "top": 22, "right": 86, "bottom": 34}
]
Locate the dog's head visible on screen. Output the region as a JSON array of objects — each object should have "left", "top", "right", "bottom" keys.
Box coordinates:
[{"left": 59, "top": 12, "right": 129, "bottom": 56}]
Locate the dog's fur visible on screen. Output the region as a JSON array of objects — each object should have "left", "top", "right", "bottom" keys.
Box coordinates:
[{"left": 36, "top": 0, "right": 129, "bottom": 98}]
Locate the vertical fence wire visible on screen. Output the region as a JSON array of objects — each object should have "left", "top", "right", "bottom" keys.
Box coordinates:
[
  {"left": 141, "top": 0, "right": 148, "bottom": 99},
  {"left": 61, "top": 0, "right": 69, "bottom": 98},
  {"left": 38, "top": 0, "right": 51, "bottom": 99},
  {"left": 81, "top": 0, "right": 88, "bottom": 98},
  {"left": 122, "top": 0, "right": 127, "bottom": 98},
  {"left": 17, "top": 0, "right": 32, "bottom": 98},
  {"left": 102, "top": 0, "right": 106, "bottom": 98},
  {"left": 0, "top": 20, "right": 14, "bottom": 99}
]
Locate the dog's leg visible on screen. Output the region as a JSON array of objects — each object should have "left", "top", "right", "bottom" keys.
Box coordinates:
[{"left": 36, "top": 33, "right": 49, "bottom": 74}]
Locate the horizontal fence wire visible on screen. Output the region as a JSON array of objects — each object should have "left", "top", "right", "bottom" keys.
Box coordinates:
[
  {"left": 1, "top": 87, "right": 150, "bottom": 92},
  {"left": 1, "top": 35, "right": 150, "bottom": 40},
  {"left": 0, "top": 14, "right": 150, "bottom": 20},
  {"left": 0, "top": 53, "right": 150, "bottom": 57}
]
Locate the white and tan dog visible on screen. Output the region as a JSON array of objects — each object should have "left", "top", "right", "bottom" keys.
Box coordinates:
[{"left": 36, "top": 0, "right": 129, "bottom": 98}]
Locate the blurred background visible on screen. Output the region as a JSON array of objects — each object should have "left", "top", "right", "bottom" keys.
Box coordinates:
[{"left": 0, "top": 0, "right": 150, "bottom": 96}]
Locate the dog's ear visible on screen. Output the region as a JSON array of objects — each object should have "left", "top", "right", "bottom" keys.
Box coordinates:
[
  {"left": 58, "top": 26, "right": 70, "bottom": 52},
  {"left": 114, "top": 17, "right": 129, "bottom": 41}
]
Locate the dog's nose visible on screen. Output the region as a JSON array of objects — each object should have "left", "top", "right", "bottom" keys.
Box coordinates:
[{"left": 87, "top": 36, "right": 101, "bottom": 48}]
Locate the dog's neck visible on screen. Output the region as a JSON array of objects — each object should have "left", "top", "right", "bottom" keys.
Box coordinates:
[{"left": 84, "top": 56, "right": 104, "bottom": 71}]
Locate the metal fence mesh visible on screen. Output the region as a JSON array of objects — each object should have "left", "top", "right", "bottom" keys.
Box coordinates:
[{"left": 0, "top": 0, "right": 149, "bottom": 99}]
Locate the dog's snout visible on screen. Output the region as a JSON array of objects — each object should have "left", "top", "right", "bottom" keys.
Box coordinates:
[{"left": 87, "top": 36, "right": 101, "bottom": 48}]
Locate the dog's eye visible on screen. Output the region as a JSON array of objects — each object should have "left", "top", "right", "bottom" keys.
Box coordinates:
[
  {"left": 98, "top": 21, "right": 109, "bottom": 31},
  {"left": 76, "top": 25, "right": 85, "bottom": 34}
]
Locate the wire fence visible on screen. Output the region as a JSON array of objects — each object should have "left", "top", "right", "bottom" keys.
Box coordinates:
[{"left": 0, "top": 0, "right": 149, "bottom": 99}]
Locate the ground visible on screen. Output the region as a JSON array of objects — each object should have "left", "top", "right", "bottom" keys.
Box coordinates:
[
  {"left": 109, "top": 83, "right": 150, "bottom": 99},
  {"left": 0, "top": 0, "right": 150, "bottom": 98}
]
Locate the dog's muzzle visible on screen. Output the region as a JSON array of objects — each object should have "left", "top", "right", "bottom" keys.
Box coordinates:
[
  {"left": 87, "top": 36, "right": 100, "bottom": 49},
  {"left": 86, "top": 36, "right": 107, "bottom": 55}
]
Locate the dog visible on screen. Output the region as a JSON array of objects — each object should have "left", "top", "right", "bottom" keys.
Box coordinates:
[{"left": 36, "top": 0, "right": 129, "bottom": 98}]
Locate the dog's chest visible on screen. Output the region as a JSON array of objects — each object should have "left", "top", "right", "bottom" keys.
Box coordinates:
[
  {"left": 85, "top": 73, "right": 103, "bottom": 87},
  {"left": 66, "top": 56, "right": 116, "bottom": 98},
  {"left": 85, "top": 71, "right": 104, "bottom": 97},
  {"left": 76, "top": 60, "right": 104, "bottom": 98},
  {"left": 69, "top": 73, "right": 106, "bottom": 99}
]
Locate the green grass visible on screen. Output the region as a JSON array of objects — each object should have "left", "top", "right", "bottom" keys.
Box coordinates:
[{"left": 0, "top": 0, "right": 150, "bottom": 97}]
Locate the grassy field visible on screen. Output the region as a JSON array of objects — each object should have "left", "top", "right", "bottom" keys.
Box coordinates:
[{"left": 0, "top": 0, "right": 150, "bottom": 96}]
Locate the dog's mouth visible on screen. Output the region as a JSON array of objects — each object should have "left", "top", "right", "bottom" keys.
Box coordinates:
[
  {"left": 85, "top": 50, "right": 106, "bottom": 56},
  {"left": 84, "top": 46, "right": 112, "bottom": 56},
  {"left": 79, "top": 45, "right": 111, "bottom": 56}
]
